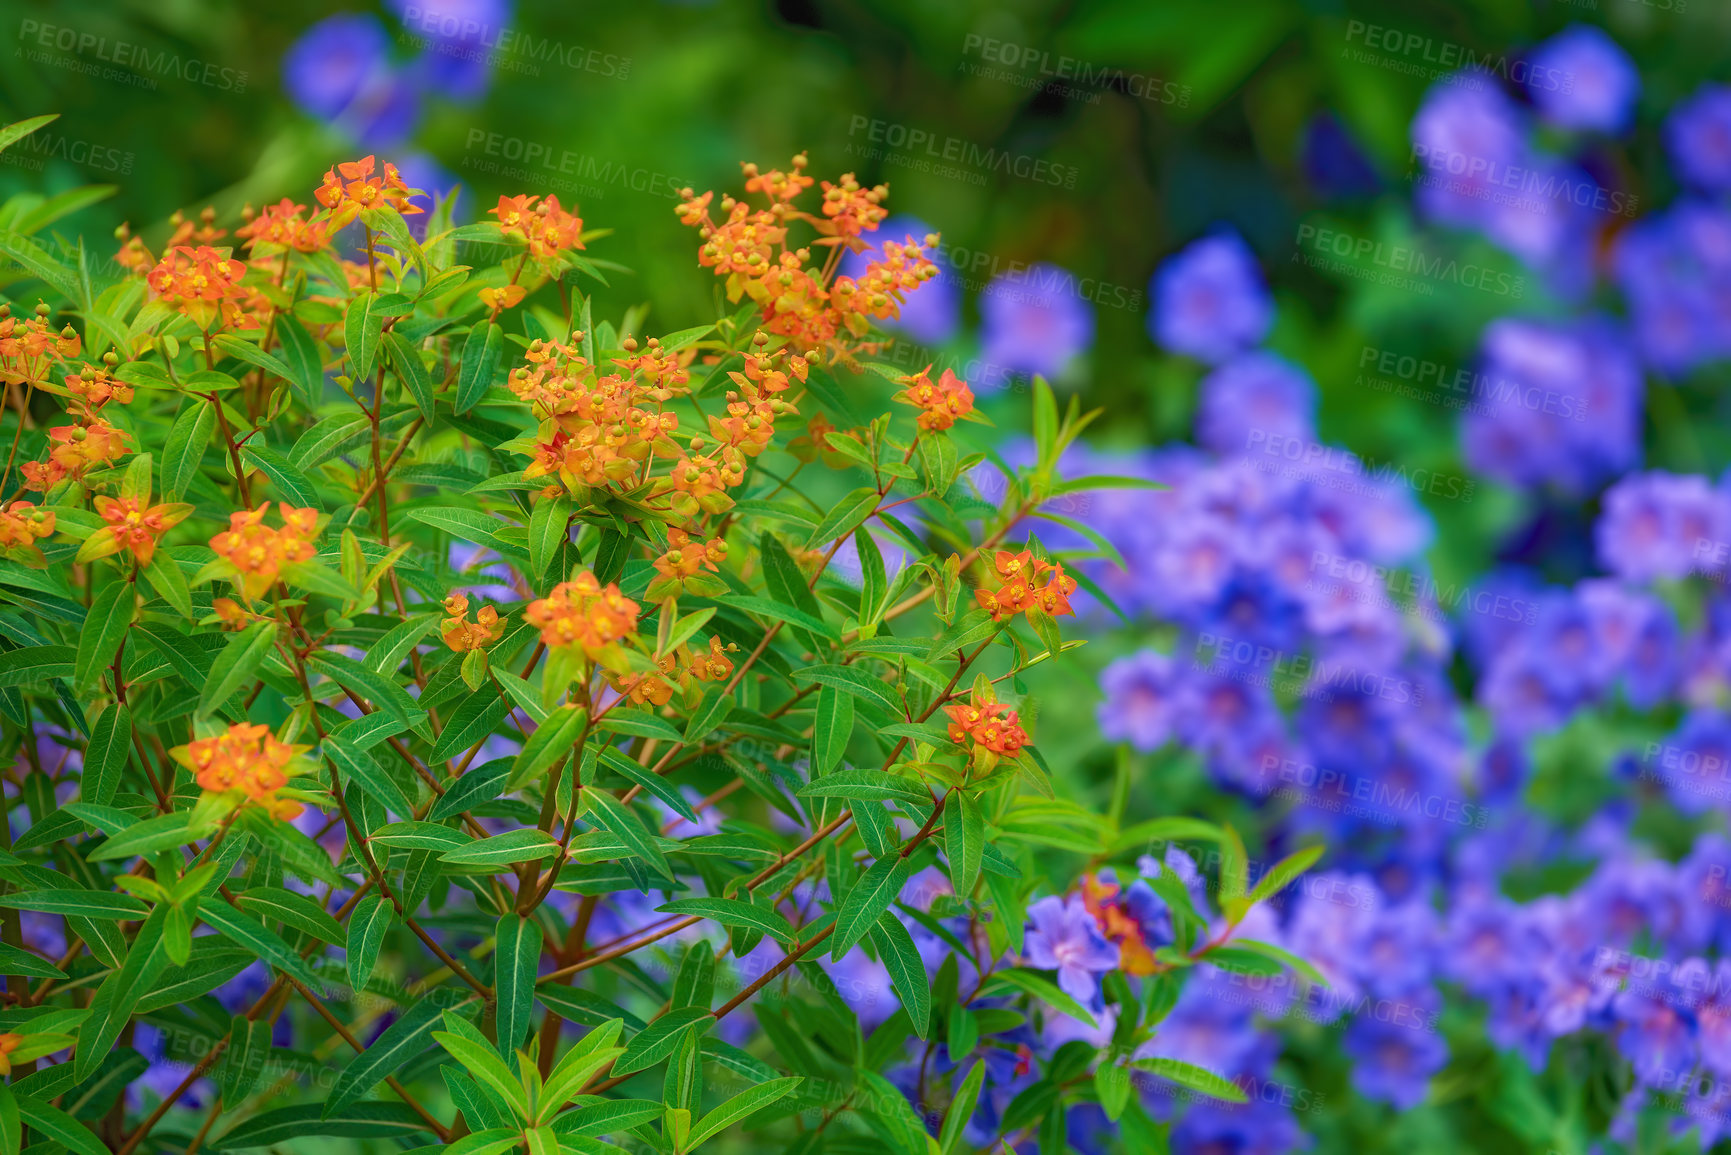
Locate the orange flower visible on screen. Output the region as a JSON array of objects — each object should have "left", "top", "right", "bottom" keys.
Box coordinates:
[
  {"left": 236, "top": 198, "right": 329, "bottom": 254},
  {"left": 208, "top": 503, "right": 319, "bottom": 601},
  {"left": 479, "top": 283, "right": 528, "bottom": 312},
  {"left": 22, "top": 417, "right": 130, "bottom": 492},
  {"left": 212, "top": 598, "right": 257, "bottom": 630},
  {"left": 173, "top": 723, "right": 309, "bottom": 819},
  {"left": 524, "top": 570, "right": 640, "bottom": 658},
  {"left": 945, "top": 696, "right": 1030, "bottom": 758},
  {"left": 686, "top": 636, "right": 735, "bottom": 683},
  {"left": 0, "top": 501, "right": 54, "bottom": 566},
  {"left": 896, "top": 365, "right": 974, "bottom": 432},
  {"left": 488, "top": 193, "right": 584, "bottom": 266},
  {"left": 0, "top": 1033, "right": 20, "bottom": 1075},
  {"left": 64, "top": 359, "right": 133, "bottom": 415},
  {"left": 314, "top": 156, "right": 423, "bottom": 231},
  {"left": 441, "top": 594, "right": 506, "bottom": 653},
  {"left": 82, "top": 495, "right": 194, "bottom": 566},
  {"left": 146, "top": 246, "right": 257, "bottom": 330},
  {"left": 975, "top": 551, "right": 1076, "bottom": 622}
]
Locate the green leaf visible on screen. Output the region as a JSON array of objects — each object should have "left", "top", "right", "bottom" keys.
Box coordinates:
[
  {"left": 15, "top": 1096, "right": 106, "bottom": 1155},
  {"left": 1128, "top": 1057, "right": 1248, "bottom": 1103},
  {"left": 684, "top": 1076, "right": 802, "bottom": 1149},
  {"left": 831, "top": 853, "right": 913, "bottom": 960},
  {"left": 1224, "top": 938, "right": 1329, "bottom": 987},
  {"left": 239, "top": 444, "right": 323, "bottom": 510},
  {"left": 656, "top": 897, "right": 795, "bottom": 945},
  {"left": 939, "top": 1060, "right": 986, "bottom": 1152},
  {"left": 509, "top": 704, "right": 586, "bottom": 791},
  {"left": 81, "top": 701, "right": 131, "bottom": 806},
  {"left": 595, "top": 748, "right": 693, "bottom": 823},
  {"left": 74, "top": 581, "right": 131, "bottom": 691},
  {"left": 714, "top": 594, "right": 837, "bottom": 640},
  {"left": 494, "top": 913, "right": 542, "bottom": 1057},
  {"left": 945, "top": 792, "right": 983, "bottom": 898},
  {"left": 981, "top": 968, "right": 1097, "bottom": 1028},
  {"left": 326, "top": 996, "right": 450, "bottom": 1116},
  {"left": 428, "top": 687, "right": 511, "bottom": 763},
  {"left": 198, "top": 622, "right": 274, "bottom": 719},
  {"left": 439, "top": 828, "right": 558, "bottom": 867},
  {"left": 455, "top": 320, "right": 503, "bottom": 413},
  {"left": 529, "top": 495, "right": 570, "bottom": 584},
  {"left": 1220, "top": 824, "right": 1248, "bottom": 902},
  {"left": 0, "top": 941, "right": 65, "bottom": 981},
  {"left": 214, "top": 333, "right": 300, "bottom": 389},
  {"left": 799, "top": 769, "right": 931, "bottom": 809},
  {"left": 88, "top": 810, "right": 206, "bottom": 861},
  {"left": 792, "top": 664, "right": 905, "bottom": 718},
  {"left": 235, "top": 885, "right": 346, "bottom": 944},
  {"left": 870, "top": 912, "right": 930, "bottom": 1037},
  {"left": 214, "top": 1102, "right": 434, "bottom": 1148},
  {"left": 346, "top": 288, "right": 384, "bottom": 383},
  {"left": 162, "top": 399, "right": 215, "bottom": 501},
  {"left": 199, "top": 898, "right": 326, "bottom": 992},
  {"left": 583, "top": 790, "right": 672, "bottom": 881},
  {"left": 433, "top": 1021, "right": 529, "bottom": 1120},
  {"left": 1246, "top": 844, "right": 1324, "bottom": 906},
  {"left": 610, "top": 1007, "right": 712, "bottom": 1077},
  {"left": 370, "top": 821, "right": 471, "bottom": 851},
  {"left": 0, "top": 890, "right": 148, "bottom": 920},
  {"left": 142, "top": 548, "right": 194, "bottom": 619},
  {"left": 308, "top": 651, "right": 425, "bottom": 733},
  {"left": 323, "top": 735, "right": 416, "bottom": 819},
  {"left": 290, "top": 411, "right": 373, "bottom": 470},
  {"left": 384, "top": 332, "right": 437, "bottom": 427},
  {"left": 803, "top": 486, "right": 879, "bottom": 549},
  {"left": 346, "top": 893, "right": 394, "bottom": 991},
  {"left": 430, "top": 759, "right": 512, "bottom": 822},
  {"left": 0, "top": 114, "right": 58, "bottom": 155},
  {"left": 75, "top": 905, "right": 173, "bottom": 1080},
  {"left": 0, "top": 644, "right": 74, "bottom": 687}
]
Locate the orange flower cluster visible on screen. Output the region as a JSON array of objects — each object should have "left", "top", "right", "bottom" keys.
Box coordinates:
[
  {"left": 209, "top": 503, "right": 318, "bottom": 601},
  {"left": 84, "top": 495, "right": 193, "bottom": 566},
  {"left": 975, "top": 550, "right": 1077, "bottom": 622},
  {"left": 896, "top": 365, "right": 974, "bottom": 432},
  {"left": 525, "top": 570, "right": 640, "bottom": 658},
  {"left": 677, "top": 156, "right": 940, "bottom": 358},
  {"left": 146, "top": 246, "right": 259, "bottom": 331},
  {"left": 22, "top": 418, "right": 129, "bottom": 492},
  {"left": 175, "top": 723, "right": 306, "bottom": 819},
  {"left": 0, "top": 501, "right": 54, "bottom": 566},
  {"left": 0, "top": 304, "right": 80, "bottom": 386},
  {"left": 441, "top": 594, "right": 505, "bottom": 653},
  {"left": 612, "top": 636, "right": 738, "bottom": 707},
  {"left": 489, "top": 194, "right": 584, "bottom": 266},
  {"left": 652, "top": 528, "right": 726, "bottom": 584},
  {"left": 237, "top": 198, "right": 330, "bottom": 254},
  {"left": 479, "top": 284, "right": 528, "bottom": 313},
  {"left": 514, "top": 333, "right": 684, "bottom": 496},
  {"left": 1081, "top": 874, "right": 1157, "bottom": 976},
  {"left": 315, "top": 156, "right": 422, "bottom": 230},
  {"left": 213, "top": 597, "right": 264, "bottom": 631},
  {"left": 945, "top": 698, "right": 1030, "bottom": 758},
  {"left": 64, "top": 358, "right": 132, "bottom": 417}
]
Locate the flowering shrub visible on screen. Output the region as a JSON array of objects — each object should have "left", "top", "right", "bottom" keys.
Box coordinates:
[{"left": 0, "top": 123, "right": 1323, "bottom": 1154}]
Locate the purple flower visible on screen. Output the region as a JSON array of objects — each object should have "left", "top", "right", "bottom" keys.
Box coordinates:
[
  {"left": 1169, "top": 1099, "right": 1312, "bottom": 1155},
  {"left": 1613, "top": 979, "right": 1697, "bottom": 1086},
  {"left": 1194, "top": 352, "right": 1317, "bottom": 457},
  {"left": 1612, "top": 201, "right": 1731, "bottom": 374},
  {"left": 1150, "top": 232, "right": 1272, "bottom": 365},
  {"left": 1411, "top": 81, "right": 1529, "bottom": 233},
  {"left": 1596, "top": 472, "right": 1731, "bottom": 583},
  {"left": 1096, "top": 651, "right": 1180, "bottom": 751},
  {"left": 283, "top": 15, "right": 421, "bottom": 149},
  {"left": 1667, "top": 84, "right": 1731, "bottom": 191},
  {"left": 979, "top": 264, "right": 1095, "bottom": 381},
  {"left": 1525, "top": 26, "right": 1639, "bottom": 133},
  {"left": 1302, "top": 112, "right": 1381, "bottom": 201},
  {"left": 839, "top": 215, "right": 958, "bottom": 346},
  {"left": 1022, "top": 895, "right": 1119, "bottom": 1010},
  {"left": 1341, "top": 988, "right": 1448, "bottom": 1108}
]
